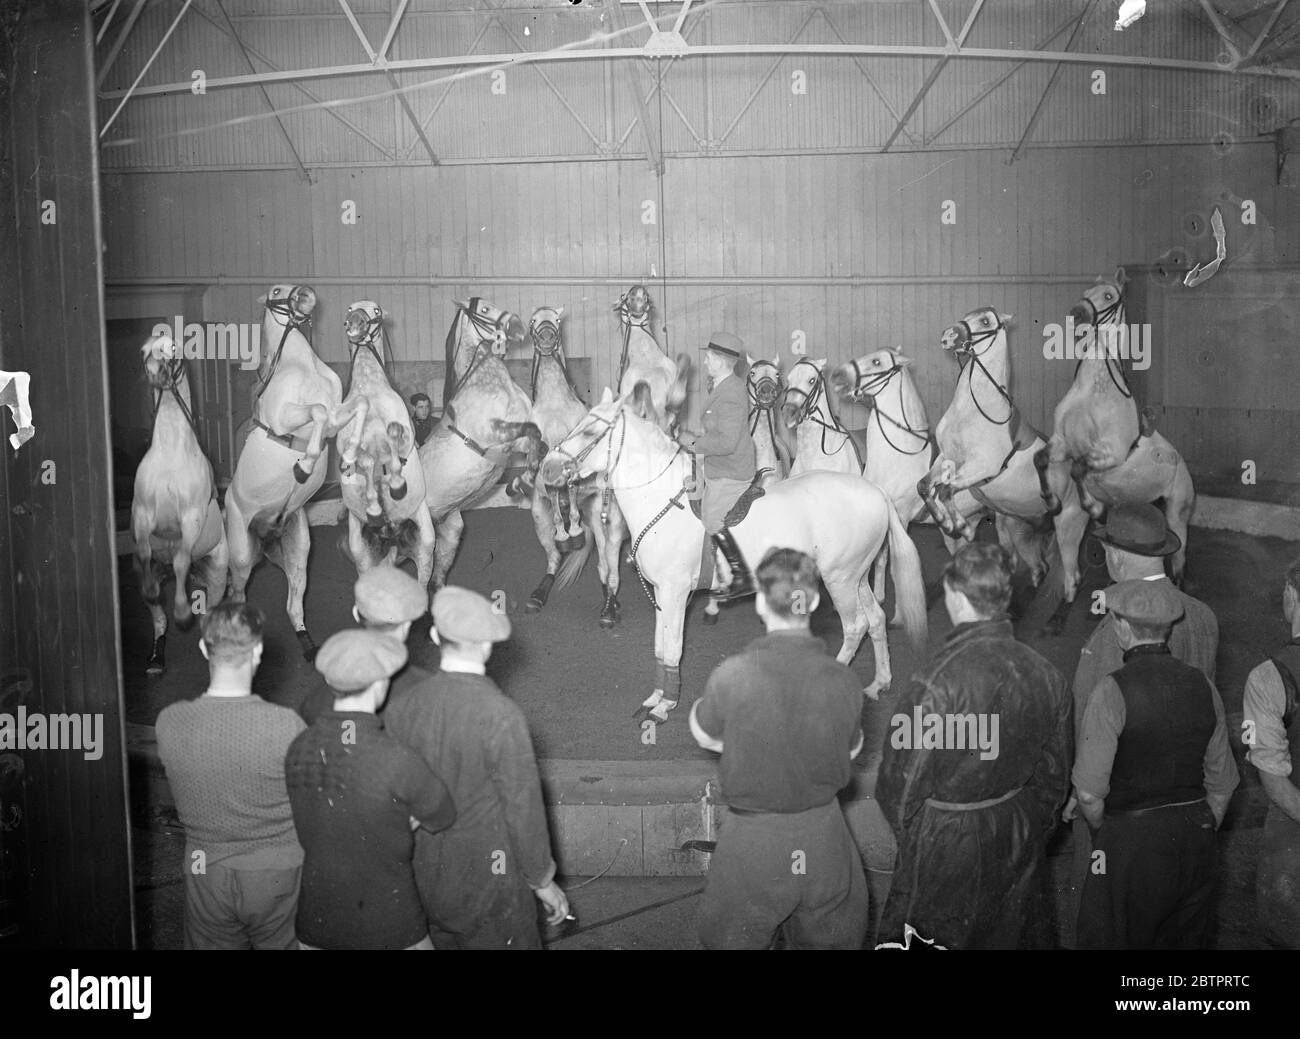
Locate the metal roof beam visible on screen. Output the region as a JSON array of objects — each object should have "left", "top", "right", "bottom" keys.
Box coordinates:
[
  {"left": 1196, "top": 0, "right": 1247, "bottom": 63},
  {"left": 95, "top": 0, "right": 149, "bottom": 89},
  {"left": 100, "top": 0, "right": 194, "bottom": 137},
  {"left": 98, "top": 42, "right": 1300, "bottom": 100},
  {"left": 1009, "top": 0, "right": 1097, "bottom": 164},
  {"left": 1242, "top": 0, "right": 1294, "bottom": 62}
]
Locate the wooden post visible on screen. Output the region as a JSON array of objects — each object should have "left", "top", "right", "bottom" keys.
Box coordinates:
[{"left": 0, "top": 0, "right": 133, "bottom": 948}]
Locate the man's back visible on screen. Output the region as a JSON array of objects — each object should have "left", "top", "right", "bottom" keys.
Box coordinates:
[{"left": 156, "top": 694, "right": 304, "bottom": 867}]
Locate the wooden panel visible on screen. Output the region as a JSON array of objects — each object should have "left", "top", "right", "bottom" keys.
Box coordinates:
[{"left": 0, "top": 1, "right": 131, "bottom": 949}]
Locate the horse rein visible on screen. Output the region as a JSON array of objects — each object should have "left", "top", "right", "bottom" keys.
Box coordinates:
[
  {"left": 254, "top": 293, "right": 314, "bottom": 405},
  {"left": 843, "top": 362, "right": 932, "bottom": 457},
  {"left": 747, "top": 362, "right": 782, "bottom": 442},
  {"left": 149, "top": 355, "right": 199, "bottom": 435},
  {"left": 528, "top": 316, "right": 577, "bottom": 399},
  {"left": 950, "top": 318, "right": 1016, "bottom": 427},
  {"left": 1070, "top": 293, "right": 1133, "bottom": 399},
  {"left": 614, "top": 288, "right": 652, "bottom": 383}
]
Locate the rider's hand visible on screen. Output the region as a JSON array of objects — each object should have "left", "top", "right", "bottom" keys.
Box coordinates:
[
  {"left": 1062, "top": 794, "right": 1078, "bottom": 823},
  {"left": 534, "top": 881, "right": 570, "bottom": 926}
]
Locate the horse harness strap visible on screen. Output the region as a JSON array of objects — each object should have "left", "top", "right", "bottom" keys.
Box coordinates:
[
  {"left": 253, "top": 301, "right": 312, "bottom": 404},
  {"left": 251, "top": 416, "right": 316, "bottom": 454},
  {"left": 442, "top": 403, "right": 491, "bottom": 459},
  {"left": 966, "top": 407, "right": 1045, "bottom": 493},
  {"left": 629, "top": 486, "right": 691, "bottom": 611}
]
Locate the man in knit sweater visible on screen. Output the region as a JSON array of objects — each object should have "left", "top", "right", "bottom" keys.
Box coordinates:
[
  {"left": 287, "top": 629, "right": 457, "bottom": 950},
  {"left": 385, "top": 586, "right": 568, "bottom": 949},
  {"left": 156, "top": 602, "right": 306, "bottom": 950}
]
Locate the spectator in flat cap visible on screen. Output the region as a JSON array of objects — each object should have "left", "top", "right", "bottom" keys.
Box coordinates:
[
  {"left": 297, "top": 564, "right": 433, "bottom": 725},
  {"left": 1073, "top": 577, "right": 1239, "bottom": 949},
  {"left": 156, "top": 602, "right": 306, "bottom": 949},
  {"left": 673, "top": 330, "right": 758, "bottom": 643},
  {"left": 1062, "top": 501, "right": 1220, "bottom": 947},
  {"left": 286, "top": 629, "right": 456, "bottom": 950},
  {"left": 385, "top": 585, "right": 567, "bottom": 949},
  {"left": 409, "top": 392, "right": 435, "bottom": 447}
]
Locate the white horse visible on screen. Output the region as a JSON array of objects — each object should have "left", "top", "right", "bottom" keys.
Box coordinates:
[
  {"left": 541, "top": 388, "right": 928, "bottom": 722},
  {"left": 918, "top": 306, "right": 1089, "bottom": 634},
  {"left": 0, "top": 370, "right": 34, "bottom": 453},
  {"left": 781, "top": 357, "right": 864, "bottom": 476},
  {"left": 614, "top": 283, "right": 690, "bottom": 433},
  {"left": 131, "top": 334, "right": 229, "bottom": 675},
  {"left": 1036, "top": 275, "right": 1195, "bottom": 582},
  {"left": 421, "top": 298, "right": 545, "bottom": 591},
  {"left": 226, "top": 284, "right": 363, "bottom": 658},
  {"left": 336, "top": 300, "right": 437, "bottom": 595},
  {"left": 525, "top": 305, "right": 629, "bottom": 627}
]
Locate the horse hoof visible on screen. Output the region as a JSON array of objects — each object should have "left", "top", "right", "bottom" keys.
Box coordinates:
[
  {"left": 292, "top": 462, "right": 311, "bottom": 484},
  {"left": 525, "top": 596, "right": 545, "bottom": 613},
  {"left": 146, "top": 661, "right": 165, "bottom": 677},
  {"left": 703, "top": 611, "right": 719, "bottom": 626},
  {"left": 599, "top": 610, "right": 617, "bottom": 629},
  {"left": 296, "top": 630, "right": 319, "bottom": 661},
  {"left": 390, "top": 482, "right": 408, "bottom": 501}
]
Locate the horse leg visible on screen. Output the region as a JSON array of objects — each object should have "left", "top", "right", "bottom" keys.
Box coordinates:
[
  {"left": 597, "top": 496, "right": 627, "bottom": 629},
  {"left": 1166, "top": 465, "right": 1195, "bottom": 586},
  {"left": 873, "top": 541, "right": 891, "bottom": 626},
  {"left": 133, "top": 543, "right": 169, "bottom": 677},
  {"left": 564, "top": 484, "right": 585, "bottom": 550},
  {"left": 336, "top": 397, "right": 370, "bottom": 472},
  {"left": 1071, "top": 458, "right": 1104, "bottom": 519},
  {"left": 1042, "top": 497, "right": 1090, "bottom": 637},
  {"left": 347, "top": 512, "right": 376, "bottom": 577},
  {"left": 834, "top": 568, "right": 888, "bottom": 699},
  {"left": 527, "top": 491, "right": 561, "bottom": 613},
  {"left": 1034, "top": 442, "right": 1062, "bottom": 515},
  {"left": 273, "top": 401, "right": 330, "bottom": 484},
  {"left": 280, "top": 508, "right": 318, "bottom": 660},
  {"left": 413, "top": 506, "right": 437, "bottom": 600},
  {"left": 203, "top": 533, "right": 230, "bottom": 614},
  {"left": 647, "top": 587, "right": 689, "bottom": 723},
  {"left": 432, "top": 509, "right": 465, "bottom": 593}
]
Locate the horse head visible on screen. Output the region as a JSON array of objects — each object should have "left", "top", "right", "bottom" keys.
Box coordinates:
[
  {"left": 830, "top": 348, "right": 913, "bottom": 410},
  {"left": 1069, "top": 270, "right": 1126, "bottom": 329},
  {"left": 260, "top": 284, "right": 318, "bottom": 329},
  {"left": 141, "top": 332, "right": 185, "bottom": 391},
  {"left": 344, "top": 300, "right": 385, "bottom": 355},
  {"left": 747, "top": 354, "right": 783, "bottom": 413},
  {"left": 780, "top": 357, "right": 828, "bottom": 429},
  {"left": 454, "top": 297, "right": 525, "bottom": 359},
  {"left": 542, "top": 386, "right": 628, "bottom": 488},
  {"left": 529, "top": 305, "right": 565, "bottom": 357},
  {"left": 940, "top": 307, "right": 1012, "bottom": 360},
  {"left": 614, "top": 284, "right": 652, "bottom": 327}
]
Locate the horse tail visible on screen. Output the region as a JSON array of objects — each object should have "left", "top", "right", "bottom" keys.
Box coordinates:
[
  {"left": 669, "top": 354, "right": 691, "bottom": 412},
  {"left": 885, "top": 495, "right": 928, "bottom": 654},
  {"left": 553, "top": 533, "right": 593, "bottom": 594}
]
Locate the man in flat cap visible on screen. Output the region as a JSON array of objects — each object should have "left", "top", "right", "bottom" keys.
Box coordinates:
[
  {"left": 297, "top": 564, "right": 432, "bottom": 726},
  {"left": 1062, "top": 502, "right": 1220, "bottom": 947},
  {"left": 1073, "top": 578, "right": 1239, "bottom": 949},
  {"left": 286, "top": 629, "right": 456, "bottom": 950},
  {"left": 675, "top": 331, "right": 758, "bottom": 602},
  {"left": 384, "top": 586, "right": 568, "bottom": 949}
]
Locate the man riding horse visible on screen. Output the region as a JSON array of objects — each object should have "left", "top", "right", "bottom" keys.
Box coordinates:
[{"left": 674, "top": 332, "right": 758, "bottom": 602}]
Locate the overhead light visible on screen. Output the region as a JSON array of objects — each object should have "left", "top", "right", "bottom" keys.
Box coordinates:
[{"left": 1115, "top": 0, "right": 1146, "bottom": 30}]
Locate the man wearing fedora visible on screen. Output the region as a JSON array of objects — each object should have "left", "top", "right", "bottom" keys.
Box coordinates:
[
  {"left": 384, "top": 586, "right": 568, "bottom": 949},
  {"left": 1242, "top": 556, "right": 1300, "bottom": 948},
  {"left": 297, "top": 564, "right": 433, "bottom": 726},
  {"left": 1073, "top": 579, "right": 1239, "bottom": 949},
  {"left": 675, "top": 331, "right": 758, "bottom": 602},
  {"left": 287, "top": 629, "right": 456, "bottom": 950},
  {"left": 1062, "top": 502, "right": 1220, "bottom": 947}
]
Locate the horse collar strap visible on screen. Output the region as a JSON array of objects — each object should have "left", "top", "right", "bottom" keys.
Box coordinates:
[
  {"left": 442, "top": 403, "right": 490, "bottom": 458},
  {"left": 251, "top": 416, "right": 314, "bottom": 454}
]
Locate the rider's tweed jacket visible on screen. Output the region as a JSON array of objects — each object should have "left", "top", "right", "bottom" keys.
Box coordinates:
[
  {"left": 693, "top": 373, "right": 756, "bottom": 481},
  {"left": 876, "top": 617, "right": 1073, "bottom": 949}
]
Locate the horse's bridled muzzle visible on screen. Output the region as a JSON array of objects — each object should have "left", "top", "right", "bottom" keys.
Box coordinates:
[
  {"left": 289, "top": 285, "right": 317, "bottom": 320},
  {"left": 940, "top": 324, "right": 969, "bottom": 352},
  {"left": 1067, "top": 303, "right": 1093, "bottom": 327}
]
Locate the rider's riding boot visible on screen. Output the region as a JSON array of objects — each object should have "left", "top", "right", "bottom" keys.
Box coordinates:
[{"left": 711, "top": 528, "right": 755, "bottom": 602}]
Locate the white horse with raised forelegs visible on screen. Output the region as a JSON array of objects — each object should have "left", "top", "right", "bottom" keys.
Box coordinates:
[
  {"left": 336, "top": 300, "right": 437, "bottom": 594},
  {"left": 781, "top": 357, "right": 864, "bottom": 476},
  {"left": 131, "top": 333, "right": 229, "bottom": 674},
  {"left": 525, "top": 305, "right": 629, "bottom": 627},
  {"left": 0, "top": 370, "right": 34, "bottom": 453},
  {"left": 614, "top": 283, "right": 691, "bottom": 433},
  {"left": 918, "top": 306, "right": 1089, "bottom": 634},
  {"left": 542, "top": 388, "right": 928, "bottom": 722},
  {"left": 226, "top": 284, "right": 363, "bottom": 659},
  {"left": 1036, "top": 274, "right": 1195, "bottom": 583}
]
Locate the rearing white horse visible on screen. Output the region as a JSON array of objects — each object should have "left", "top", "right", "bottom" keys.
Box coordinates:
[
  {"left": 614, "top": 283, "right": 690, "bottom": 433},
  {"left": 226, "top": 284, "right": 363, "bottom": 658},
  {"left": 542, "top": 388, "right": 928, "bottom": 722},
  {"left": 131, "top": 333, "right": 229, "bottom": 675}
]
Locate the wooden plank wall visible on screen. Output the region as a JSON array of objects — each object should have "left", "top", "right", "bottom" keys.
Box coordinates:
[
  {"left": 0, "top": 2, "right": 133, "bottom": 948},
  {"left": 103, "top": 138, "right": 1300, "bottom": 487}
]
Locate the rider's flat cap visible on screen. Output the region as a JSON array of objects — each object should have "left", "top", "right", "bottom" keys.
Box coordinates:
[
  {"left": 354, "top": 565, "right": 428, "bottom": 624},
  {"left": 315, "top": 629, "right": 408, "bottom": 693},
  {"left": 704, "top": 331, "right": 744, "bottom": 358},
  {"left": 432, "top": 586, "right": 511, "bottom": 644},
  {"left": 1105, "top": 578, "right": 1185, "bottom": 628}
]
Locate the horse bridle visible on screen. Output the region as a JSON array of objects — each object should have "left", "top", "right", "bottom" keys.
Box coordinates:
[
  {"left": 1069, "top": 288, "right": 1132, "bottom": 399},
  {"left": 615, "top": 286, "right": 653, "bottom": 383},
  {"left": 528, "top": 312, "right": 577, "bottom": 398},
  {"left": 345, "top": 302, "right": 387, "bottom": 365},
  {"left": 843, "top": 359, "right": 932, "bottom": 456},
  {"left": 747, "top": 360, "right": 782, "bottom": 438},
  {"left": 254, "top": 286, "right": 316, "bottom": 403},
  {"left": 452, "top": 297, "right": 513, "bottom": 394},
  {"left": 946, "top": 314, "right": 1016, "bottom": 427},
  {"left": 148, "top": 353, "right": 198, "bottom": 434},
  {"left": 785, "top": 358, "right": 856, "bottom": 458}
]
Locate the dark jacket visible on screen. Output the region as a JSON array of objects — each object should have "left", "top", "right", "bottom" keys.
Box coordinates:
[{"left": 694, "top": 374, "right": 756, "bottom": 482}]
